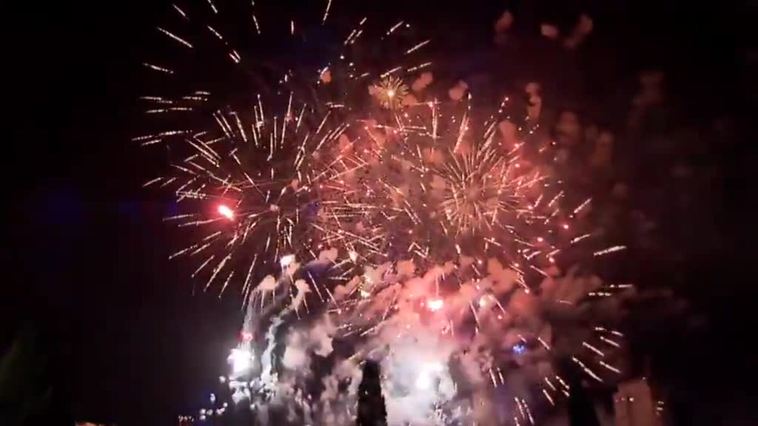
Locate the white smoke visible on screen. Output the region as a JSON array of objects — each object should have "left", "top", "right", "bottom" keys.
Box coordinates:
[{"left": 237, "top": 246, "right": 629, "bottom": 425}]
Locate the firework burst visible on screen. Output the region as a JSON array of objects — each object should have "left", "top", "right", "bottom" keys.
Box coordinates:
[
  {"left": 139, "top": 1, "right": 434, "bottom": 294},
  {"left": 332, "top": 97, "right": 578, "bottom": 283},
  {"left": 187, "top": 94, "right": 633, "bottom": 425},
  {"left": 138, "top": 2, "right": 632, "bottom": 425},
  {"left": 369, "top": 75, "right": 410, "bottom": 109},
  {"left": 155, "top": 94, "right": 367, "bottom": 297}
]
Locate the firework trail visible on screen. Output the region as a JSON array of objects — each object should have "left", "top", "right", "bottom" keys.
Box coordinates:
[{"left": 138, "top": 2, "right": 632, "bottom": 424}]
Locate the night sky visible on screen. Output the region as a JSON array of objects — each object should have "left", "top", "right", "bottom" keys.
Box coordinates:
[{"left": 5, "top": 0, "right": 754, "bottom": 425}]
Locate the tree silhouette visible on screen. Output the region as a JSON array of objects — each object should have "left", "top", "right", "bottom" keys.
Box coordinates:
[
  {"left": 356, "top": 360, "right": 387, "bottom": 426},
  {"left": 560, "top": 359, "right": 600, "bottom": 426}
]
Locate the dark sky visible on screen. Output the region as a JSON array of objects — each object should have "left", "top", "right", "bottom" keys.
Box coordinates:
[{"left": 5, "top": 0, "right": 754, "bottom": 425}]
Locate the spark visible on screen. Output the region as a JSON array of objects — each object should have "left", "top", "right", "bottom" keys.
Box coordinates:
[
  {"left": 573, "top": 197, "right": 591, "bottom": 214},
  {"left": 157, "top": 27, "right": 193, "bottom": 48},
  {"left": 321, "top": 0, "right": 332, "bottom": 24},
  {"left": 407, "top": 62, "right": 433, "bottom": 72},
  {"left": 252, "top": 14, "right": 261, "bottom": 34},
  {"left": 582, "top": 341, "right": 605, "bottom": 357},
  {"left": 192, "top": 255, "right": 215, "bottom": 278},
  {"left": 571, "top": 356, "right": 604, "bottom": 383},
  {"left": 386, "top": 21, "right": 404, "bottom": 35},
  {"left": 405, "top": 39, "right": 430, "bottom": 55},
  {"left": 207, "top": 25, "right": 224, "bottom": 40},
  {"left": 172, "top": 4, "right": 188, "bottom": 20},
  {"left": 594, "top": 245, "right": 627, "bottom": 256},
  {"left": 543, "top": 377, "right": 557, "bottom": 391},
  {"left": 142, "top": 62, "right": 174, "bottom": 74},
  {"left": 542, "top": 389, "right": 555, "bottom": 406},
  {"left": 608, "top": 283, "right": 634, "bottom": 289},
  {"left": 143, "top": 177, "right": 163, "bottom": 187},
  {"left": 205, "top": 0, "right": 218, "bottom": 14},
  {"left": 599, "top": 360, "right": 621, "bottom": 374}
]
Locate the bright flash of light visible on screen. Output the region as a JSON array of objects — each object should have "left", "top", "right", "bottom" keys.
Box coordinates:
[
  {"left": 227, "top": 348, "right": 253, "bottom": 375},
  {"left": 427, "top": 298, "right": 444, "bottom": 311},
  {"left": 217, "top": 204, "right": 235, "bottom": 220},
  {"left": 415, "top": 371, "right": 433, "bottom": 390},
  {"left": 427, "top": 362, "right": 444, "bottom": 373},
  {"left": 279, "top": 254, "right": 296, "bottom": 268},
  {"left": 478, "top": 295, "right": 491, "bottom": 308},
  {"left": 512, "top": 343, "right": 527, "bottom": 355},
  {"left": 415, "top": 361, "right": 445, "bottom": 390}
]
